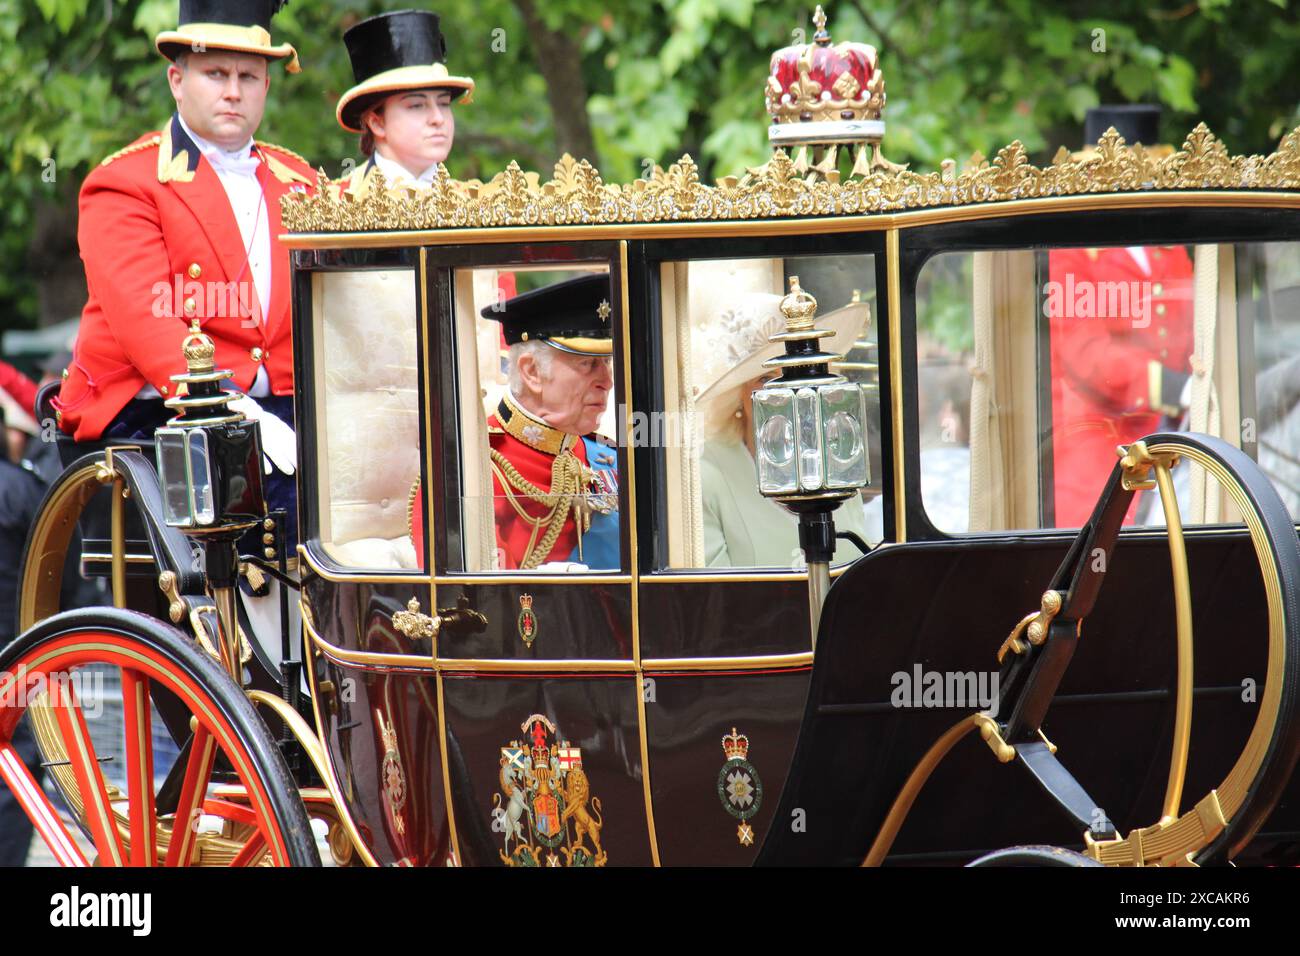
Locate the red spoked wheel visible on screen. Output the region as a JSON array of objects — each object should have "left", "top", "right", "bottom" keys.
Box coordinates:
[{"left": 0, "top": 608, "right": 318, "bottom": 867}]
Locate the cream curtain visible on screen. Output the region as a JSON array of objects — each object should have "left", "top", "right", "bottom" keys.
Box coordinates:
[
  {"left": 1187, "top": 244, "right": 1240, "bottom": 523},
  {"left": 968, "top": 251, "right": 1040, "bottom": 531}
]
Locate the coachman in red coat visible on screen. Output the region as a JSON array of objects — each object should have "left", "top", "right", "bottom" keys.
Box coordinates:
[{"left": 55, "top": 0, "right": 315, "bottom": 445}]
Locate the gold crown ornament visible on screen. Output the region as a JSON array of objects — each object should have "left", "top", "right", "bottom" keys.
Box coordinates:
[
  {"left": 165, "top": 319, "right": 244, "bottom": 427},
  {"left": 779, "top": 275, "right": 819, "bottom": 332},
  {"left": 765, "top": 5, "right": 902, "bottom": 177},
  {"left": 722, "top": 727, "right": 750, "bottom": 761}
]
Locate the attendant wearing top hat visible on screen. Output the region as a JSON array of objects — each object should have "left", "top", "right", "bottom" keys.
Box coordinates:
[
  {"left": 54, "top": 0, "right": 315, "bottom": 544},
  {"left": 336, "top": 10, "right": 474, "bottom": 195},
  {"left": 475, "top": 274, "right": 620, "bottom": 571}
]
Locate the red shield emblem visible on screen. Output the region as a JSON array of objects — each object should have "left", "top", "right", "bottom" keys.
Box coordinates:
[{"left": 533, "top": 793, "right": 560, "bottom": 838}]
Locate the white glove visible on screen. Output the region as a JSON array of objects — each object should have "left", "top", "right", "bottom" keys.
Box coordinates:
[
  {"left": 227, "top": 395, "right": 297, "bottom": 476},
  {"left": 534, "top": 562, "right": 590, "bottom": 573}
]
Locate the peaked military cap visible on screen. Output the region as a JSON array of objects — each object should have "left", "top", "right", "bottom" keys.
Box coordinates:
[
  {"left": 483, "top": 273, "right": 614, "bottom": 356},
  {"left": 337, "top": 10, "right": 475, "bottom": 133},
  {"left": 156, "top": 0, "right": 300, "bottom": 72}
]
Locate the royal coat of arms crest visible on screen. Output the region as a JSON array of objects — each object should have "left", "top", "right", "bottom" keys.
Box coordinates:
[{"left": 492, "top": 713, "right": 607, "bottom": 866}]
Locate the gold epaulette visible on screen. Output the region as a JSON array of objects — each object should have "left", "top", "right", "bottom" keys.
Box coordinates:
[
  {"left": 256, "top": 141, "right": 311, "bottom": 167},
  {"left": 99, "top": 135, "right": 162, "bottom": 168}
]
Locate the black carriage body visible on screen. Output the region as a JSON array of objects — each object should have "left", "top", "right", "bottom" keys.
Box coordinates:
[{"left": 284, "top": 182, "right": 1300, "bottom": 866}]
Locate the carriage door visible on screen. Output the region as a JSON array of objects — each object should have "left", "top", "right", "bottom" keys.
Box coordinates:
[
  {"left": 425, "top": 240, "right": 653, "bottom": 866},
  {"left": 632, "top": 245, "right": 884, "bottom": 864}
]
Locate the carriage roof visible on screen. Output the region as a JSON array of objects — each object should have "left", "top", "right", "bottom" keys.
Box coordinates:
[{"left": 280, "top": 124, "right": 1300, "bottom": 247}]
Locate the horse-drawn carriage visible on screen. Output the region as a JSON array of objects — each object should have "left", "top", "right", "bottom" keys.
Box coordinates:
[{"left": 6, "top": 11, "right": 1300, "bottom": 868}]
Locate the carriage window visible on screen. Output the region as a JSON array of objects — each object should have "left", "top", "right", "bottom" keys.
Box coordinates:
[
  {"left": 311, "top": 268, "right": 423, "bottom": 571},
  {"left": 916, "top": 241, "right": 1300, "bottom": 533},
  {"left": 658, "top": 255, "right": 883, "bottom": 569},
  {"left": 451, "top": 264, "right": 623, "bottom": 572}
]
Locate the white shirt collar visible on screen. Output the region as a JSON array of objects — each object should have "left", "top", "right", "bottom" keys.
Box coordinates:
[
  {"left": 372, "top": 150, "right": 439, "bottom": 188},
  {"left": 177, "top": 113, "right": 255, "bottom": 169}
]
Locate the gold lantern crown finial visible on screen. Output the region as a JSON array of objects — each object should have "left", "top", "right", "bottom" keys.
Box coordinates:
[
  {"left": 180, "top": 319, "right": 216, "bottom": 373},
  {"left": 780, "top": 275, "right": 819, "bottom": 333},
  {"left": 165, "top": 318, "right": 242, "bottom": 426},
  {"left": 812, "top": 4, "right": 829, "bottom": 43}
]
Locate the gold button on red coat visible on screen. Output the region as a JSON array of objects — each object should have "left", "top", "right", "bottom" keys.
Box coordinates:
[
  {"left": 183, "top": 297, "right": 196, "bottom": 316},
  {"left": 187, "top": 263, "right": 202, "bottom": 279},
  {"left": 251, "top": 347, "right": 264, "bottom": 361}
]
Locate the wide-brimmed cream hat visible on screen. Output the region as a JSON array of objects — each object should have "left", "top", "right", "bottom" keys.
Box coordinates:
[
  {"left": 693, "top": 292, "right": 870, "bottom": 408},
  {"left": 336, "top": 10, "right": 474, "bottom": 134},
  {"left": 155, "top": 0, "right": 300, "bottom": 73}
]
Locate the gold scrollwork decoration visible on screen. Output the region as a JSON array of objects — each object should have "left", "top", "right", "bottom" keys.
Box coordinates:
[
  {"left": 393, "top": 597, "right": 440, "bottom": 641},
  {"left": 997, "top": 589, "right": 1064, "bottom": 663},
  {"left": 283, "top": 125, "right": 1300, "bottom": 234},
  {"left": 1119, "top": 439, "right": 1182, "bottom": 492}
]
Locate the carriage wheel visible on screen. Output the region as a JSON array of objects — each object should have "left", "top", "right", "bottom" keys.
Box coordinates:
[
  {"left": 0, "top": 608, "right": 318, "bottom": 866},
  {"left": 966, "top": 845, "right": 1102, "bottom": 867},
  {"left": 19, "top": 455, "right": 172, "bottom": 823},
  {"left": 1078, "top": 436, "right": 1300, "bottom": 865}
]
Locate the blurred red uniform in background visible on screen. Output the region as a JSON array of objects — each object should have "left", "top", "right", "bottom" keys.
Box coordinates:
[{"left": 1048, "top": 245, "right": 1195, "bottom": 526}]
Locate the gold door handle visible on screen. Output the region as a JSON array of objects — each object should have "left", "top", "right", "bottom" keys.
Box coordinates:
[{"left": 393, "top": 597, "right": 440, "bottom": 641}]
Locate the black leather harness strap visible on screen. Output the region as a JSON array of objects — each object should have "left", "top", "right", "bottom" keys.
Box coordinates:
[{"left": 985, "top": 441, "right": 1157, "bottom": 838}]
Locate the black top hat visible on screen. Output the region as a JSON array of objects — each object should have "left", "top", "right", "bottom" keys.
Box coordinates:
[
  {"left": 156, "top": 0, "right": 300, "bottom": 72},
  {"left": 1085, "top": 104, "right": 1162, "bottom": 148},
  {"left": 336, "top": 10, "right": 475, "bottom": 133},
  {"left": 483, "top": 274, "right": 614, "bottom": 356}
]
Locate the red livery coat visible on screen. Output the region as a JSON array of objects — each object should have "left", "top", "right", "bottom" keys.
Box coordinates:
[
  {"left": 488, "top": 417, "right": 592, "bottom": 570},
  {"left": 1047, "top": 246, "right": 1195, "bottom": 526},
  {"left": 56, "top": 115, "right": 317, "bottom": 440}
]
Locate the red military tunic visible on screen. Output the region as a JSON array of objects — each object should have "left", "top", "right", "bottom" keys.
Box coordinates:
[
  {"left": 1048, "top": 246, "right": 1195, "bottom": 526},
  {"left": 55, "top": 115, "right": 317, "bottom": 440},
  {"left": 488, "top": 415, "right": 594, "bottom": 570}
]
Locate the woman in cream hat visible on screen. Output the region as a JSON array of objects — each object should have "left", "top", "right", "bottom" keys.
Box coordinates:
[
  {"left": 694, "top": 292, "right": 877, "bottom": 567},
  {"left": 335, "top": 9, "right": 474, "bottom": 194}
]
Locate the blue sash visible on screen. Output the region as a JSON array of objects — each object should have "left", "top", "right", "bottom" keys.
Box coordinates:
[{"left": 568, "top": 436, "right": 620, "bottom": 569}]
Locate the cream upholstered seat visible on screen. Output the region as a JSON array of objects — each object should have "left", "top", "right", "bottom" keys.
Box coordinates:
[{"left": 313, "top": 269, "right": 420, "bottom": 570}]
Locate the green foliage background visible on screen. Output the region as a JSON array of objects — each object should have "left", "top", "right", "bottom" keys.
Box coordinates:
[{"left": 1, "top": 0, "right": 1298, "bottom": 332}]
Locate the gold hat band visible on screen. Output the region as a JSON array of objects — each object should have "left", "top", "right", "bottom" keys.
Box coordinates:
[{"left": 156, "top": 23, "right": 301, "bottom": 73}]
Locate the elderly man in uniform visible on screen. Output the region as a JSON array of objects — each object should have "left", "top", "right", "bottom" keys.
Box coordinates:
[
  {"left": 54, "top": 0, "right": 314, "bottom": 550},
  {"left": 482, "top": 274, "right": 620, "bottom": 570}
]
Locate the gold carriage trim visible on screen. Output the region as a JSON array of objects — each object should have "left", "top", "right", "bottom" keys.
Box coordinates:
[{"left": 282, "top": 124, "right": 1300, "bottom": 234}]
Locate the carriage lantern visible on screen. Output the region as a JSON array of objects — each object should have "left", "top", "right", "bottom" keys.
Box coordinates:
[
  {"left": 751, "top": 277, "right": 869, "bottom": 631},
  {"left": 155, "top": 320, "right": 267, "bottom": 677},
  {"left": 155, "top": 320, "right": 266, "bottom": 532}
]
